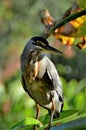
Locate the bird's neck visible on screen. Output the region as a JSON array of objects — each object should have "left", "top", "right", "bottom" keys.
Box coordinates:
[
  {"left": 38, "top": 52, "right": 46, "bottom": 61},
  {"left": 30, "top": 52, "right": 46, "bottom": 79}
]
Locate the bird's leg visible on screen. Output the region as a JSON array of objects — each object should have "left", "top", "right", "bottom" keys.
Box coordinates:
[
  {"left": 47, "top": 98, "right": 55, "bottom": 130},
  {"left": 36, "top": 103, "right": 40, "bottom": 120},
  {"left": 34, "top": 103, "right": 40, "bottom": 130}
]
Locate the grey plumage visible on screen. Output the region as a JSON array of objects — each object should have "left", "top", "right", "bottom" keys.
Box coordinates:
[{"left": 20, "top": 36, "right": 63, "bottom": 126}]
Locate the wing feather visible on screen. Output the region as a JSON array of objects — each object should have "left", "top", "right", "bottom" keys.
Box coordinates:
[
  {"left": 21, "top": 74, "right": 33, "bottom": 99},
  {"left": 43, "top": 61, "right": 63, "bottom": 100}
]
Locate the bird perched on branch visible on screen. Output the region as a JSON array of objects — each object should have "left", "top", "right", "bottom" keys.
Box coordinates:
[{"left": 20, "top": 36, "right": 63, "bottom": 129}]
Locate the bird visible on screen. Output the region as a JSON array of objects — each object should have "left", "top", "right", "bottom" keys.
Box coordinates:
[{"left": 20, "top": 36, "right": 63, "bottom": 129}]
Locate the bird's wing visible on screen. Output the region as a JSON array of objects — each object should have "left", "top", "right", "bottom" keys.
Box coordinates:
[
  {"left": 47, "top": 65, "right": 62, "bottom": 89},
  {"left": 21, "top": 74, "right": 33, "bottom": 99},
  {"left": 43, "top": 63, "right": 63, "bottom": 102}
]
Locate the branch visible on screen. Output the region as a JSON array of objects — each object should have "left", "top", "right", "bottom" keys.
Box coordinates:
[{"left": 44, "top": 9, "right": 86, "bottom": 39}]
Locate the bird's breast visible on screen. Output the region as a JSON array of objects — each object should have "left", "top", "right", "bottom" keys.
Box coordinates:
[
  {"left": 25, "top": 73, "right": 51, "bottom": 105},
  {"left": 24, "top": 57, "right": 52, "bottom": 105},
  {"left": 23, "top": 55, "right": 63, "bottom": 111}
]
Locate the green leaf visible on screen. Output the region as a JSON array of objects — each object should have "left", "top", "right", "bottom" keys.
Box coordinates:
[
  {"left": 52, "top": 110, "right": 79, "bottom": 126},
  {"left": 10, "top": 120, "right": 25, "bottom": 129},
  {"left": 38, "top": 110, "right": 79, "bottom": 130},
  {"left": 38, "top": 111, "right": 86, "bottom": 130},
  {"left": 39, "top": 114, "right": 50, "bottom": 125},
  {"left": 10, "top": 117, "right": 43, "bottom": 130},
  {"left": 70, "top": 22, "right": 86, "bottom": 37},
  {"left": 11, "top": 110, "right": 86, "bottom": 130},
  {"left": 76, "top": 0, "right": 86, "bottom": 9},
  {"left": 24, "top": 117, "right": 43, "bottom": 127}
]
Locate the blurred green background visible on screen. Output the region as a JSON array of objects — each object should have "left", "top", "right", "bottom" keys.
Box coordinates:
[{"left": 0, "top": 0, "right": 86, "bottom": 129}]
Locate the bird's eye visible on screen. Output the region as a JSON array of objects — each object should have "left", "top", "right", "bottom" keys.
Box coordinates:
[{"left": 36, "top": 40, "right": 46, "bottom": 47}]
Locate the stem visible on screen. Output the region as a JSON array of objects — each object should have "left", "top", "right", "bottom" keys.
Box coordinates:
[{"left": 44, "top": 9, "right": 86, "bottom": 38}]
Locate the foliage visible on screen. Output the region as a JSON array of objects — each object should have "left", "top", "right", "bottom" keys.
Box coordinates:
[
  {"left": 0, "top": 0, "right": 86, "bottom": 129},
  {"left": 0, "top": 74, "right": 85, "bottom": 129},
  {"left": 40, "top": 0, "right": 86, "bottom": 48},
  {"left": 11, "top": 110, "right": 86, "bottom": 130}
]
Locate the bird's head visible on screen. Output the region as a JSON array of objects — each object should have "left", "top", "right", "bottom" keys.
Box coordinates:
[
  {"left": 30, "top": 36, "right": 62, "bottom": 54},
  {"left": 21, "top": 36, "right": 62, "bottom": 72}
]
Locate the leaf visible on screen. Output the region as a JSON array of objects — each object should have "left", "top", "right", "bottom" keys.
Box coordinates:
[
  {"left": 38, "top": 110, "right": 79, "bottom": 130},
  {"left": 52, "top": 110, "right": 79, "bottom": 126},
  {"left": 24, "top": 117, "right": 43, "bottom": 127},
  {"left": 76, "top": 0, "right": 86, "bottom": 9},
  {"left": 11, "top": 110, "right": 86, "bottom": 130},
  {"left": 10, "top": 120, "right": 24, "bottom": 129},
  {"left": 10, "top": 117, "right": 43, "bottom": 130},
  {"left": 39, "top": 110, "right": 78, "bottom": 125},
  {"left": 46, "top": 9, "right": 86, "bottom": 38},
  {"left": 40, "top": 2, "right": 86, "bottom": 48},
  {"left": 39, "top": 113, "right": 50, "bottom": 125},
  {"left": 38, "top": 111, "right": 86, "bottom": 130},
  {"left": 69, "top": 21, "right": 86, "bottom": 37}
]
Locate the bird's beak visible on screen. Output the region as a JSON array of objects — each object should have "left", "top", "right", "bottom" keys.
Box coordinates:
[{"left": 44, "top": 45, "right": 62, "bottom": 54}]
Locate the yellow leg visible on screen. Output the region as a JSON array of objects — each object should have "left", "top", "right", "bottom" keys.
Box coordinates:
[
  {"left": 34, "top": 103, "right": 40, "bottom": 130},
  {"left": 36, "top": 103, "right": 40, "bottom": 119}
]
